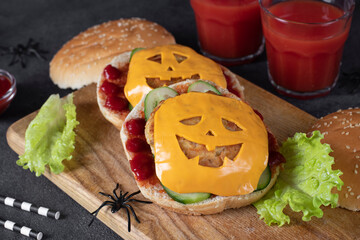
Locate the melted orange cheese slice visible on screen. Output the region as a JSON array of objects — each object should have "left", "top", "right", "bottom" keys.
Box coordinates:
[
  {"left": 125, "top": 44, "right": 227, "bottom": 107},
  {"left": 154, "top": 92, "right": 268, "bottom": 196}
]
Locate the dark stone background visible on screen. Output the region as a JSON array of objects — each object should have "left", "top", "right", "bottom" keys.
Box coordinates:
[{"left": 0, "top": 0, "right": 359, "bottom": 239}]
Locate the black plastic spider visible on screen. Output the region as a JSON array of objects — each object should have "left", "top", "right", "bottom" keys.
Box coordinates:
[
  {"left": 89, "top": 183, "right": 152, "bottom": 232},
  {"left": 0, "top": 38, "right": 48, "bottom": 68}
]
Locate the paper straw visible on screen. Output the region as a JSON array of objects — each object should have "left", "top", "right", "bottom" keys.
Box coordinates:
[
  {"left": 0, "top": 217, "right": 43, "bottom": 239},
  {"left": 0, "top": 195, "right": 60, "bottom": 220}
]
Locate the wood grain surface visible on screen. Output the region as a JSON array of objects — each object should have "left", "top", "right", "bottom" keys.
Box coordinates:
[{"left": 6, "top": 77, "right": 360, "bottom": 240}]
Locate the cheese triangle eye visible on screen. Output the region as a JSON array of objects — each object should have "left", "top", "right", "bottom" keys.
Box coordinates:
[
  {"left": 180, "top": 116, "right": 202, "bottom": 125},
  {"left": 173, "top": 53, "right": 187, "bottom": 63},
  {"left": 147, "top": 54, "right": 162, "bottom": 63},
  {"left": 222, "top": 118, "right": 242, "bottom": 131}
]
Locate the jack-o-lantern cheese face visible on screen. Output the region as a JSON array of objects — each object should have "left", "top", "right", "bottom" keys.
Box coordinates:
[
  {"left": 124, "top": 45, "right": 227, "bottom": 107},
  {"left": 154, "top": 92, "right": 268, "bottom": 196}
]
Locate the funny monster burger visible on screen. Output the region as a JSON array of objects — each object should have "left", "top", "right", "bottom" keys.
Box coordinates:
[
  {"left": 120, "top": 80, "right": 285, "bottom": 215},
  {"left": 97, "top": 44, "right": 244, "bottom": 130}
]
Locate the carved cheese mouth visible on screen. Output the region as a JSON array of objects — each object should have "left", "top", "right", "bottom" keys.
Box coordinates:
[
  {"left": 176, "top": 135, "right": 241, "bottom": 168},
  {"left": 146, "top": 74, "right": 200, "bottom": 88}
]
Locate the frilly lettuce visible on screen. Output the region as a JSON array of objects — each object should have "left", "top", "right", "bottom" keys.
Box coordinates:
[
  {"left": 17, "top": 94, "right": 79, "bottom": 176},
  {"left": 253, "top": 131, "right": 343, "bottom": 226}
]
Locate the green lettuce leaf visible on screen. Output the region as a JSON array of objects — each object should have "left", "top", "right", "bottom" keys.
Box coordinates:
[
  {"left": 253, "top": 131, "right": 343, "bottom": 226},
  {"left": 17, "top": 94, "right": 79, "bottom": 176}
]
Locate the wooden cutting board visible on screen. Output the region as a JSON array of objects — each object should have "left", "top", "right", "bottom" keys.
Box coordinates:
[{"left": 6, "top": 77, "right": 360, "bottom": 240}]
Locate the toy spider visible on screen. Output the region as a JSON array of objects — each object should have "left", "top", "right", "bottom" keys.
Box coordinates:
[
  {"left": 89, "top": 183, "right": 152, "bottom": 232},
  {"left": 0, "top": 38, "right": 48, "bottom": 68}
]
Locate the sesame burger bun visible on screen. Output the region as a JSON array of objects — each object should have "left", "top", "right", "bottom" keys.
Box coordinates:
[
  {"left": 50, "top": 18, "right": 175, "bottom": 89},
  {"left": 309, "top": 108, "right": 360, "bottom": 211},
  {"left": 97, "top": 46, "right": 244, "bottom": 130},
  {"left": 120, "top": 80, "right": 280, "bottom": 215}
]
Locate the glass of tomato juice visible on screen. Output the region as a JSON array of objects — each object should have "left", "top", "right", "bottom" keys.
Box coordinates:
[
  {"left": 190, "top": 0, "right": 264, "bottom": 65},
  {"left": 259, "top": 0, "right": 355, "bottom": 98}
]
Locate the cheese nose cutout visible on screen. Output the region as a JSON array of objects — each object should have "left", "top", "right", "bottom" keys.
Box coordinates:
[{"left": 205, "top": 130, "right": 214, "bottom": 136}]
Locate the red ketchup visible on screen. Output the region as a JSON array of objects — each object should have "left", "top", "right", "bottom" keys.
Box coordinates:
[
  {"left": 126, "top": 138, "right": 149, "bottom": 153},
  {"left": 261, "top": 0, "right": 352, "bottom": 97},
  {"left": 125, "top": 119, "right": 146, "bottom": 135},
  {"left": 103, "top": 64, "right": 121, "bottom": 80},
  {"left": 130, "top": 153, "right": 155, "bottom": 181},
  {"left": 0, "top": 70, "right": 16, "bottom": 115},
  {"left": 101, "top": 65, "right": 129, "bottom": 111},
  {"left": 267, "top": 132, "right": 286, "bottom": 170},
  {"left": 126, "top": 118, "right": 155, "bottom": 181}
]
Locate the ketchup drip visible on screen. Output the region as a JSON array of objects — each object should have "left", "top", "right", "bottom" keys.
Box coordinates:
[
  {"left": 105, "top": 95, "right": 128, "bottom": 111},
  {"left": 101, "top": 64, "right": 129, "bottom": 112},
  {"left": 268, "top": 132, "right": 286, "bottom": 170},
  {"left": 126, "top": 138, "right": 150, "bottom": 153},
  {"left": 126, "top": 118, "right": 155, "bottom": 181},
  {"left": 125, "top": 118, "right": 146, "bottom": 135},
  {"left": 103, "top": 64, "right": 122, "bottom": 80},
  {"left": 100, "top": 81, "right": 120, "bottom": 96},
  {"left": 130, "top": 153, "right": 155, "bottom": 181}
]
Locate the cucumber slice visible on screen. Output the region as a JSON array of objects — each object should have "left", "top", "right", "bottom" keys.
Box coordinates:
[
  {"left": 256, "top": 166, "right": 271, "bottom": 191},
  {"left": 128, "top": 103, "right": 133, "bottom": 111},
  {"left": 129, "top": 47, "right": 144, "bottom": 61},
  {"left": 162, "top": 184, "right": 211, "bottom": 204},
  {"left": 144, "top": 87, "right": 178, "bottom": 120},
  {"left": 187, "top": 80, "right": 221, "bottom": 95}
]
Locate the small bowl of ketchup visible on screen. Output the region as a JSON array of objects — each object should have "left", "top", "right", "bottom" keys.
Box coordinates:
[{"left": 0, "top": 69, "right": 17, "bottom": 115}]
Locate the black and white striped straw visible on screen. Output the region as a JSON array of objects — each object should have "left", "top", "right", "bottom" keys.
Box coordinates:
[
  {"left": 0, "top": 217, "right": 43, "bottom": 239},
  {"left": 0, "top": 195, "right": 60, "bottom": 220}
]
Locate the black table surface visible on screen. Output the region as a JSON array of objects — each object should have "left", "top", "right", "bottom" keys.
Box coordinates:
[{"left": 0, "top": 0, "right": 359, "bottom": 239}]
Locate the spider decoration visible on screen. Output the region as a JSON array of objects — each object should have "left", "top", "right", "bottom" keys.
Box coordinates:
[
  {"left": 89, "top": 183, "right": 152, "bottom": 232},
  {"left": 0, "top": 38, "right": 48, "bottom": 68}
]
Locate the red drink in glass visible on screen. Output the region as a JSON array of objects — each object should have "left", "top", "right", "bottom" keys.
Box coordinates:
[
  {"left": 260, "top": 0, "right": 355, "bottom": 98},
  {"left": 191, "top": 0, "right": 264, "bottom": 65}
]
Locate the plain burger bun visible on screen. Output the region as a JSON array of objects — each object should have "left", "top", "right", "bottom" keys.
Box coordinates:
[
  {"left": 309, "top": 108, "right": 360, "bottom": 211},
  {"left": 50, "top": 18, "right": 175, "bottom": 89},
  {"left": 120, "top": 80, "right": 280, "bottom": 215}
]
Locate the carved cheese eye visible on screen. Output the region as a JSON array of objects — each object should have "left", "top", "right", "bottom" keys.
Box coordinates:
[
  {"left": 147, "top": 54, "right": 161, "bottom": 64},
  {"left": 180, "top": 116, "right": 202, "bottom": 125},
  {"left": 146, "top": 53, "right": 188, "bottom": 65},
  {"left": 222, "top": 118, "right": 242, "bottom": 132},
  {"left": 173, "top": 53, "right": 187, "bottom": 63}
]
